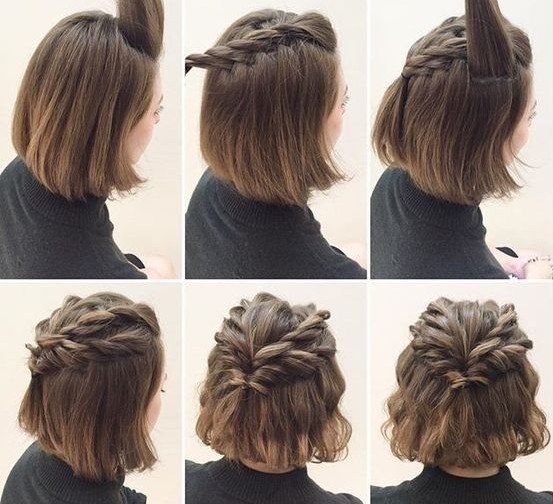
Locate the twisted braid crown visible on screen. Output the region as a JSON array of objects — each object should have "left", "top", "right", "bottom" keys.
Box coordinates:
[
  {"left": 185, "top": 10, "right": 336, "bottom": 74},
  {"left": 26, "top": 293, "right": 160, "bottom": 378},
  {"left": 409, "top": 297, "right": 532, "bottom": 391},
  {"left": 213, "top": 292, "right": 335, "bottom": 396}
]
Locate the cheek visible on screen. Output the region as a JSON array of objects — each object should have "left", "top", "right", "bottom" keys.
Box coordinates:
[
  {"left": 326, "top": 106, "right": 344, "bottom": 149},
  {"left": 146, "top": 391, "right": 162, "bottom": 432},
  {"left": 505, "top": 121, "right": 530, "bottom": 164},
  {"left": 512, "top": 121, "right": 530, "bottom": 155},
  {"left": 128, "top": 117, "right": 156, "bottom": 164}
]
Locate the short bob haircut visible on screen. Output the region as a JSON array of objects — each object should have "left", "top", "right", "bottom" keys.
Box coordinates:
[
  {"left": 186, "top": 10, "right": 345, "bottom": 206},
  {"left": 196, "top": 292, "right": 351, "bottom": 470},
  {"left": 373, "top": 0, "right": 533, "bottom": 205},
  {"left": 19, "top": 292, "right": 164, "bottom": 482},
  {"left": 384, "top": 297, "right": 549, "bottom": 468},
  {"left": 12, "top": 0, "right": 164, "bottom": 201}
]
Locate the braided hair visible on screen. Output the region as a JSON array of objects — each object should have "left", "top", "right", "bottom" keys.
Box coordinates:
[
  {"left": 19, "top": 292, "right": 164, "bottom": 482},
  {"left": 196, "top": 292, "right": 351, "bottom": 470},
  {"left": 373, "top": 0, "right": 533, "bottom": 205},
  {"left": 186, "top": 10, "right": 346, "bottom": 206},
  {"left": 384, "top": 297, "right": 549, "bottom": 468}
]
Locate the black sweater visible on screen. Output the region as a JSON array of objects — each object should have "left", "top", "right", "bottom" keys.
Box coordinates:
[
  {"left": 186, "top": 458, "right": 363, "bottom": 504},
  {"left": 0, "top": 442, "right": 146, "bottom": 504},
  {"left": 371, "top": 465, "right": 553, "bottom": 504},
  {"left": 185, "top": 170, "right": 366, "bottom": 279},
  {"left": 370, "top": 167, "right": 508, "bottom": 279},
  {"left": 0, "top": 158, "right": 146, "bottom": 279}
]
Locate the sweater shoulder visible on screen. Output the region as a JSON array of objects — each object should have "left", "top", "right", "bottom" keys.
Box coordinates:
[
  {"left": 120, "top": 485, "right": 147, "bottom": 504},
  {"left": 370, "top": 483, "right": 411, "bottom": 504},
  {"left": 0, "top": 157, "right": 25, "bottom": 187},
  {"left": 185, "top": 459, "right": 213, "bottom": 487},
  {"left": 372, "top": 167, "right": 402, "bottom": 192},
  {"left": 185, "top": 460, "right": 218, "bottom": 503},
  {"left": 1, "top": 443, "right": 41, "bottom": 504}
]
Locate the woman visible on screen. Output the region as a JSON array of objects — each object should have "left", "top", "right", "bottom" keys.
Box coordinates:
[
  {"left": 372, "top": 297, "right": 552, "bottom": 503},
  {"left": 0, "top": 0, "right": 174, "bottom": 279},
  {"left": 0, "top": 292, "right": 165, "bottom": 504},
  {"left": 186, "top": 293, "right": 363, "bottom": 503},
  {"left": 371, "top": 0, "right": 540, "bottom": 279},
  {"left": 185, "top": 10, "right": 366, "bottom": 279}
]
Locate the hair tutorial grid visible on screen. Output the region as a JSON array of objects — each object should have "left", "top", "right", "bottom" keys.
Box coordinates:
[{"left": 0, "top": 0, "right": 552, "bottom": 503}]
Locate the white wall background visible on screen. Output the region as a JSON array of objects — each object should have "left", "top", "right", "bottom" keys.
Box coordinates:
[
  {"left": 185, "top": 282, "right": 368, "bottom": 502},
  {"left": 370, "top": 0, "right": 553, "bottom": 254},
  {"left": 371, "top": 281, "right": 553, "bottom": 491},
  {"left": 0, "top": 0, "right": 182, "bottom": 276},
  {"left": 185, "top": 1, "right": 367, "bottom": 257},
  {"left": 0, "top": 283, "right": 182, "bottom": 504}
]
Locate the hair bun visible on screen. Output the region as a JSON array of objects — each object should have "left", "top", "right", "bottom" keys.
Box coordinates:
[
  {"left": 410, "top": 298, "right": 532, "bottom": 390},
  {"left": 214, "top": 293, "right": 334, "bottom": 396}
]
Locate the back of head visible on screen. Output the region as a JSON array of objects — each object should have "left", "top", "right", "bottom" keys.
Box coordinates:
[
  {"left": 19, "top": 292, "right": 164, "bottom": 482},
  {"left": 196, "top": 292, "right": 351, "bottom": 470},
  {"left": 373, "top": 0, "right": 533, "bottom": 205},
  {"left": 12, "top": 0, "right": 164, "bottom": 200},
  {"left": 186, "top": 10, "right": 344, "bottom": 206},
  {"left": 385, "top": 297, "right": 549, "bottom": 468}
]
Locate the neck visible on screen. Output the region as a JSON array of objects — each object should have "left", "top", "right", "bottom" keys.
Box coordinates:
[
  {"left": 240, "top": 458, "right": 298, "bottom": 474},
  {"left": 440, "top": 465, "right": 500, "bottom": 478}
]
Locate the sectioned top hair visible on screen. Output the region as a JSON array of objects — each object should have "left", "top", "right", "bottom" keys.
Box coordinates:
[
  {"left": 12, "top": 0, "right": 164, "bottom": 201},
  {"left": 373, "top": 0, "right": 533, "bottom": 205},
  {"left": 18, "top": 292, "right": 164, "bottom": 482},
  {"left": 186, "top": 10, "right": 345, "bottom": 206},
  {"left": 384, "top": 298, "right": 549, "bottom": 468},
  {"left": 196, "top": 292, "right": 351, "bottom": 470}
]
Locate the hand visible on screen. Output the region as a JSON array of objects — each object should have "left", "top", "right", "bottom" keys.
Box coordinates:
[{"left": 141, "top": 255, "right": 178, "bottom": 279}]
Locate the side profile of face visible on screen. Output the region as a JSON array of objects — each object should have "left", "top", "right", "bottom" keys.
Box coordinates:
[
  {"left": 146, "top": 371, "right": 166, "bottom": 433},
  {"left": 326, "top": 65, "right": 349, "bottom": 149},
  {"left": 505, "top": 88, "right": 537, "bottom": 164},
  {"left": 128, "top": 71, "right": 164, "bottom": 164}
]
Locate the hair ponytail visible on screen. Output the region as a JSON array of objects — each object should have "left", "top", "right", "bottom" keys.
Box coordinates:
[
  {"left": 465, "top": 0, "right": 514, "bottom": 79},
  {"left": 373, "top": 0, "right": 533, "bottom": 205},
  {"left": 117, "top": 0, "right": 164, "bottom": 59}
]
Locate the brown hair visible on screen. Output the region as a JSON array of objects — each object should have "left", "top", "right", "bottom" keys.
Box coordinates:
[
  {"left": 373, "top": 0, "right": 533, "bottom": 205},
  {"left": 19, "top": 292, "right": 164, "bottom": 482},
  {"left": 196, "top": 292, "right": 351, "bottom": 470},
  {"left": 384, "top": 298, "right": 549, "bottom": 468},
  {"left": 186, "top": 10, "right": 345, "bottom": 206},
  {"left": 12, "top": 0, "right": 164, "bottom": 201}
]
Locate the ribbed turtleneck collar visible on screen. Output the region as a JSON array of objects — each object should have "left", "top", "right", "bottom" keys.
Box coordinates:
[
  {"left": 16, "top": 157, "right": 110, "bottom": 228},
  {"left": 211, "top": 170, "right": 316, "bottom": 230},
  {"left": 33, "top": 443, "right": 127, "bottom": 504},
  {"left": 408, "top": 466, "right": 529, "bottom": 504},
  {"left": 207, "top": 458, "right": 323, "bottom": 503},
  {"left": 394, "top": 167, "right": 484, "bottom": 231}
]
